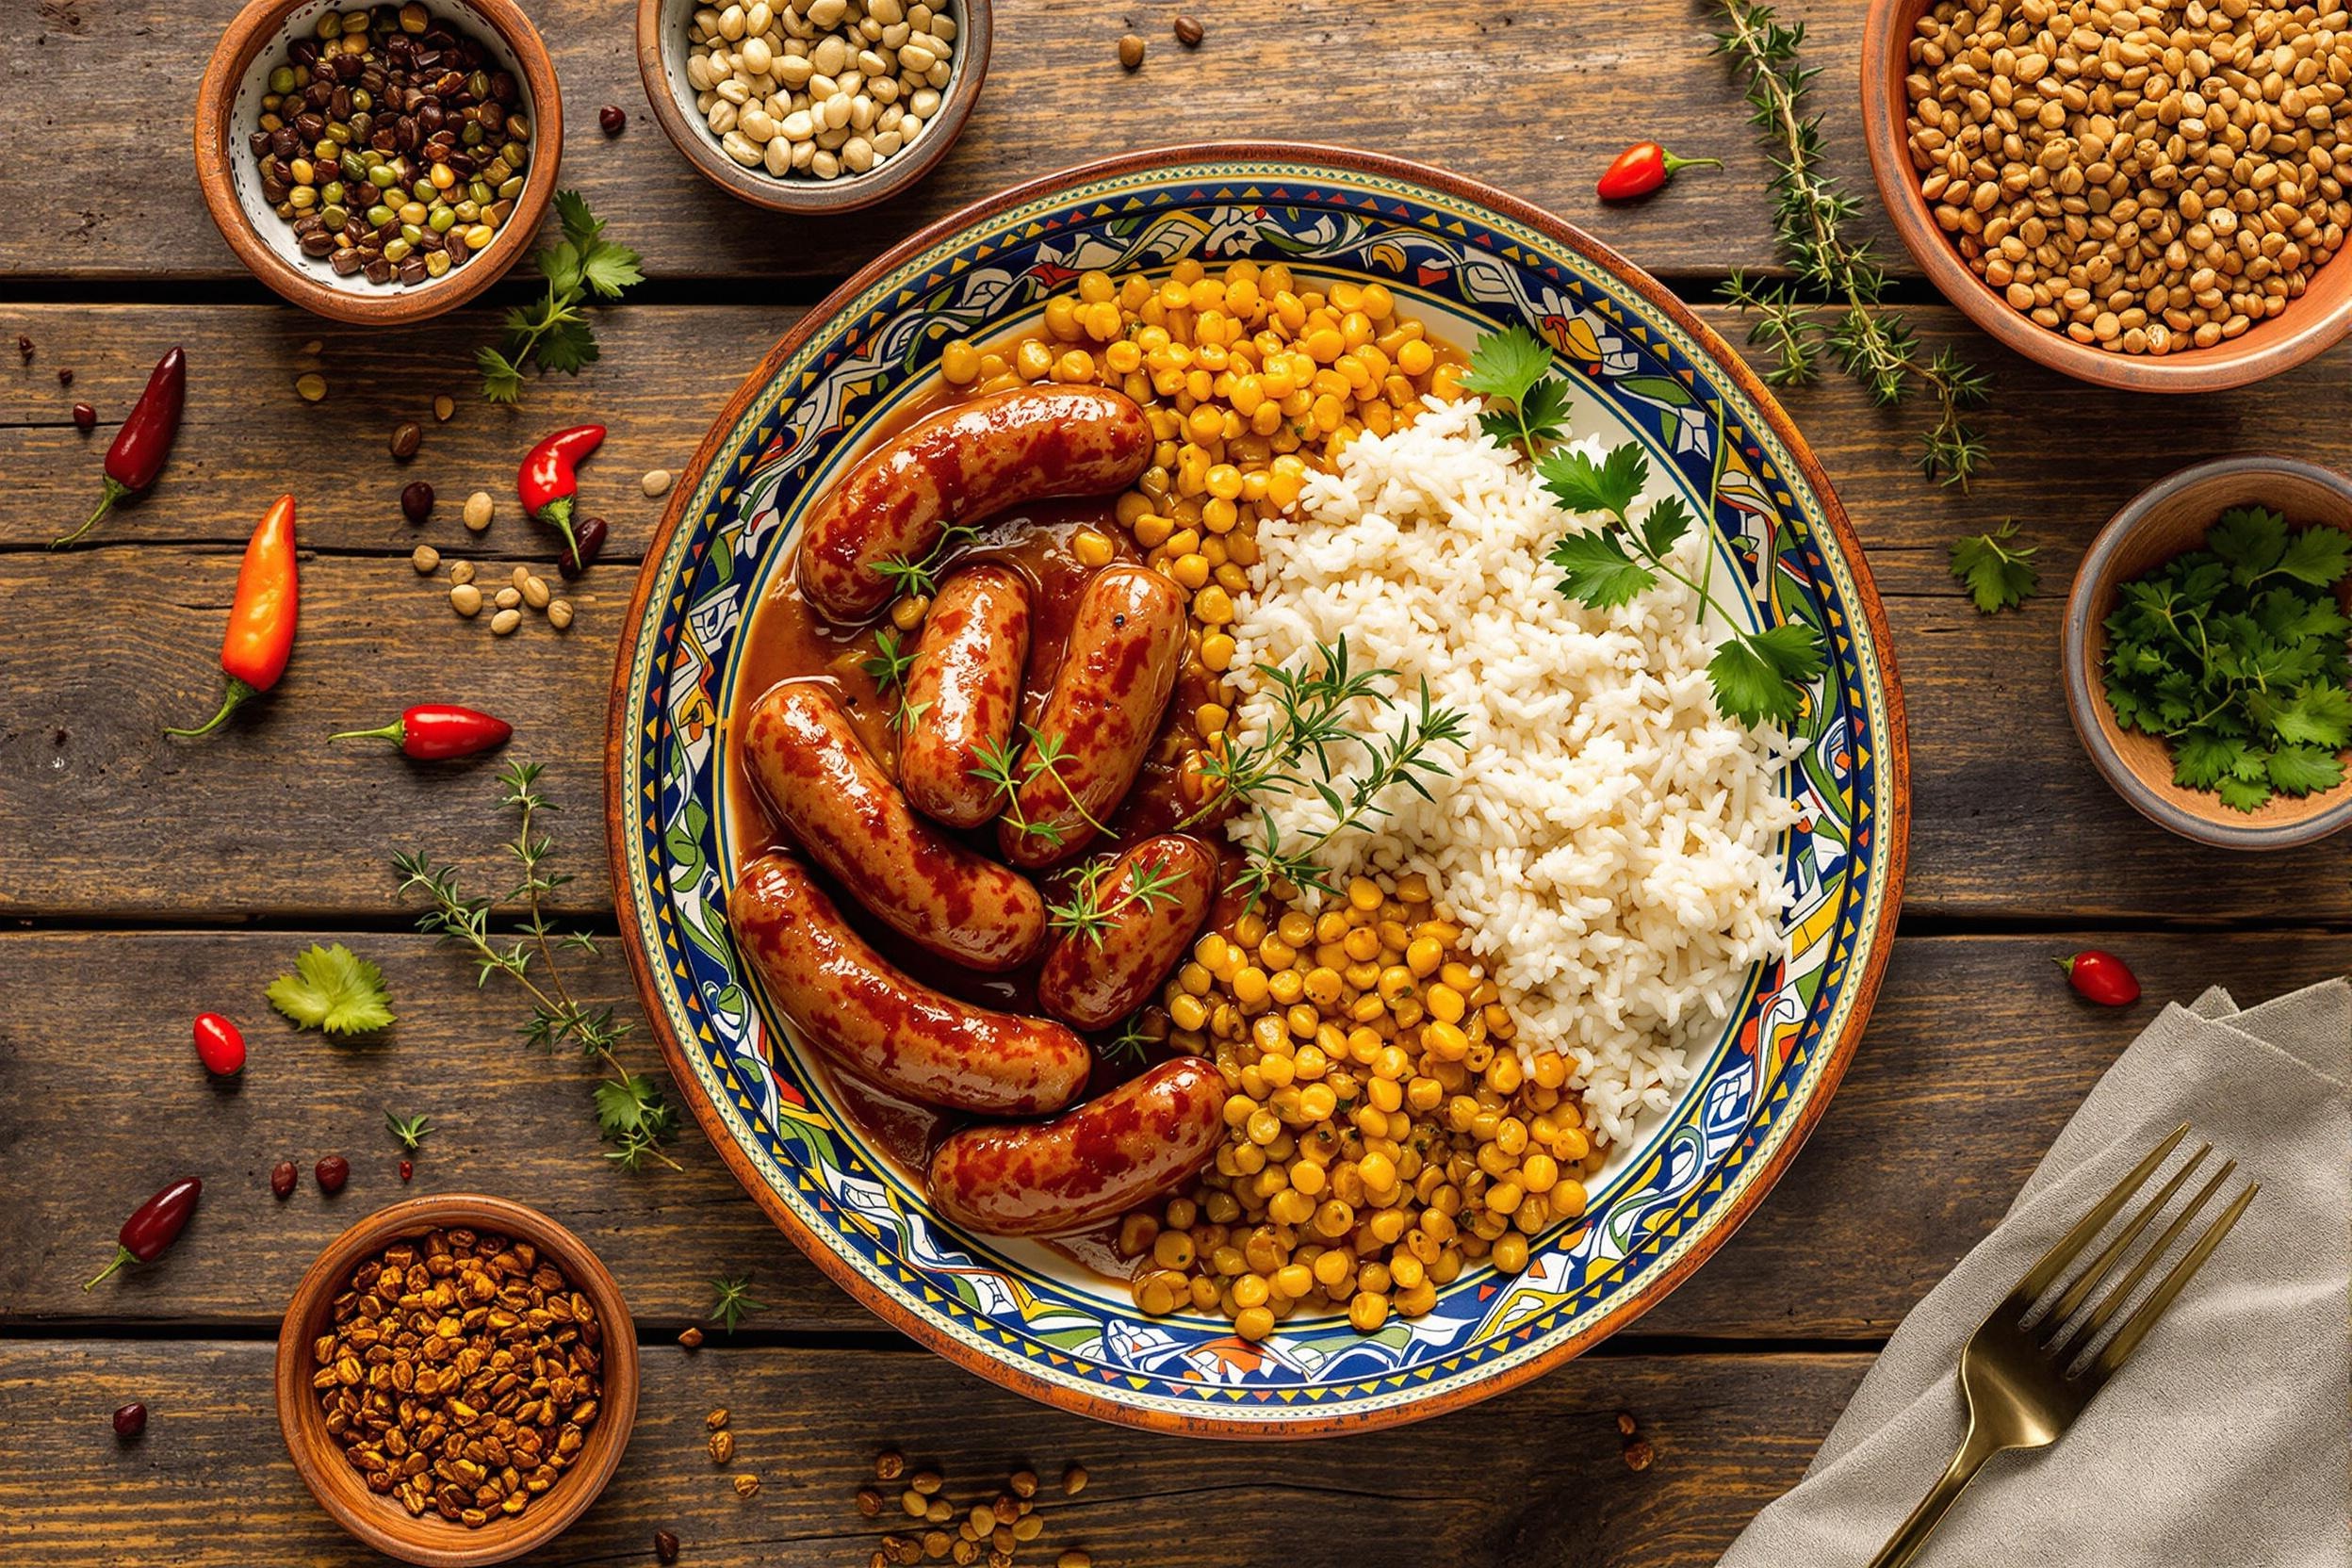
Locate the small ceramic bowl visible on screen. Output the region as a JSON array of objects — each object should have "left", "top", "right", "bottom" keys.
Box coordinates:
[
  {"left": 634, "top": 0, "right": 990, "bottom": 214},
  {"left": 196, "top": 0, "right": 562, "bottom": 324},
  {"left": 2064, "top": 455, "right": 2352, "bottom": 850},
  {"left": 1861, "top": 0, "right": 2352, "bottom": 393},
  {"left": 275, "top": 1194, "right": 637, "bottom": 1567}
]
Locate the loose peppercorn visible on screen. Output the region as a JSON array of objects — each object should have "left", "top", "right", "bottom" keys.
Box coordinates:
[{"left": 314, "top": 1153, "right": 349, "bottom": 1194}]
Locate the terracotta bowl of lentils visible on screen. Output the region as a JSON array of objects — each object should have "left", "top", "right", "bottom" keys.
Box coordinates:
[
  {"left": 1862, "top": 0, "right": 2352, "bottom": 392},
  {"left": 274, "top": 1194, "right": 638, "bottom": 1567},
  {"left": 197, "top": 0, "right": 562, "bottom": 325},
  {"left": 635, "top": 0, "right": 992, "bottom": 214}
]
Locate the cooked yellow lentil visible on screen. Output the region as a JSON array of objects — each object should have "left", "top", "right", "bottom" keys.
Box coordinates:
[
  {"left": 935, "top": 259, "right": 1462, "bottom": 808},
  {"left": 1117, "top": 873, "right": 1610, "bottom": 1339}
]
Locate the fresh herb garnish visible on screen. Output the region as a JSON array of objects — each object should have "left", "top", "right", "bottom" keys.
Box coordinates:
[
  {"left": 859, "top": 629, "right": 929, "bottom": 732},
  {"left": 1182, "top": 637, "right": 1469, "bottom": 909},
  {"left": 709, "top": 1273, "right": 764, "bottom": 1333},
  {"left": 1046, "top": 852, "right": 1184, "bottom": 946},
  {"left": 1462, "top": 324, "right": 1574, "bottom": 454},
  {"left": 1950, "top": 521, "right": 2040, "bottom": 613},
  {"left": 268, "top": 943, "right": 396, "bottom": 1037},
  {"left": 394, "top": 761, "right": 681, "bottom": 1170},
  {"left": 874, "top": 521, "right": 982, "bottom": 605},
  {"left": 385, "top": 1110, "right": 433, "bottom": 1153},
  {"left": 1538, "top": 441, "right": 1824, "bottom": 727},
  {"left": 478, "top": 191, "right": 643, "bottom": 405},
  {"left": 1099, "top": 1014, "right": 1153, "bottom": 1068},
  {"left": 971, "top": 724, "right": 1119, "bottom": 854},
  {"left": 1714, "top": 1, "right": 1991, "bottom": 488},
  {"left": 2101, "top": 507, "right": 2352, "bottom": 812}
]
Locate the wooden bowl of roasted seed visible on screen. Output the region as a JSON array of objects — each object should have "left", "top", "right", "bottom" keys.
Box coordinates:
[
  {"left": 1863, "top": 0, "right": 2352, "bottom": 392},
  {"left": 274, "top": 1194, "right": 639, "bottom": 1566}
]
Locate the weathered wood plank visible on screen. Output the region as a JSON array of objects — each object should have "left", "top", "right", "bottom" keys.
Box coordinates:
[
  {"left": 6, "top": 928, "right": 2342, "bottom": 1336},
  {"left": 3, "top": 0, "right": 1884, "bottom": 286},
  {"left": 0, "top": 1335, "right": 1861, "bottom": 1565}
]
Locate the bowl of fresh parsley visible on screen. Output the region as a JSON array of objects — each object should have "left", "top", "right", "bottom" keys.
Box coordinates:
[{"left": 2065, "top": 455, "right": 2352, "bottom": 850}]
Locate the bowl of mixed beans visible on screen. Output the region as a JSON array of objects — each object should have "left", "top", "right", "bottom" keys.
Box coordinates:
[{"left": 197, "top": 0, "right": 562, "bottom": 323}]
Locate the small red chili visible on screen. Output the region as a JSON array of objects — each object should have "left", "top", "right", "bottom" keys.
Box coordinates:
[
  {"left": 192, "top": 1013, "right": 246, "bottom": 1076},
  {"left": 316, "top": 1154, "right": 350, "bottom": 1195},
  {"left": 84, "top": 1177, "right": 202, "bottom": 1290},
  {"left": 1596, "top": 141, "right": 1722, "bottom": 202},
  {"left": 113, "top": 1402, "right": 148, "bottom": 1439},
  {"left": 518, "top": 424, "right": 605, "bottom": 564},
  {"left": 328, "top": 704, "right": 513, "bottom": 760},
  {"left": 2057, "top": 949, "right": 2140, "bottom": 1006},
  {"left": 57, "top": 346, "right": 185, "bottom": 547},
  {"left": 164, "top": 495, "right": 300, "bottom": 739}
]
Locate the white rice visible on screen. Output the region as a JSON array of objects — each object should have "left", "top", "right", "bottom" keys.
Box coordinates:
[{"left": 1226, "top": 397, "right": 1797, "bottom": 1147}]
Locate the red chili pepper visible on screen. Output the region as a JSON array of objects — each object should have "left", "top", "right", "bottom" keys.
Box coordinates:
[
  {"left": 2057, "top": 949, "right": 2141, "bottom": 1006},
  {"left": 56, "top": 346, "right": 185, "bottom": 547},
  {"left": 518, "top": 425, "right": 605, "bottom": 562},
  {"left": 192, "top": 1013, "right": 246, "bottom": 1076},
  {"left": 328, "top": 704, "right": 513, "bottom": 760},
  {"left": 84, "top": 1177, "right": 201, "bottom": 1290},
  {"left": 1596, "top": 142, "right": 1722, "bottom": 202},
  {"left": 165, "top": 495, "right": 299, "bottom": 739}
]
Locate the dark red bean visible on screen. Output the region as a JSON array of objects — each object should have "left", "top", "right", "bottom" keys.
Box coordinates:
[
  {"left": 112, "top": 1402, "right": 147, "bottom": 1439},
  {"left": 558, "top": 514, "right": 608, "bottom": 579},
  {"left": 389, "top": 421, "right": 422, "bottom": 461},
  {"left": 399, "top": 1158, "right": 414, "bottom": 1184},
  {"left": 270, "top": 1160, "right": 299, "bottom": 1200},
  {"left": 15, "top": 335, "right": 31, "bottom": 361},
  {"left": 57, "top": 367, "right": 74, "bottom": 386},
  {"left": 73, "top": 402, "right": 97, "bottom": 431},
  {"left": 315, "top": 1154, "right": 350, "bottom": 1195},
  {"left": 400, "top": 481, "right": 435, "bottom": 523},
  {"left": 655, "top": 1529, "right": 680, "bottom": 1563},
  {"left": 600, "top": 105, "right": 627, "bottom": 135}
]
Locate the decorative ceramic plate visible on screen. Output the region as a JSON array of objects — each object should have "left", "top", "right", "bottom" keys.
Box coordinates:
[{"left": 608, "top": 144, "right": 1908, "bottom": 1437}]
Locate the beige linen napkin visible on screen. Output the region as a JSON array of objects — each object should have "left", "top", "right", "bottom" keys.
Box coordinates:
[{"left": 1720, "top": 978, "right": 2351, "bottom": 1568}]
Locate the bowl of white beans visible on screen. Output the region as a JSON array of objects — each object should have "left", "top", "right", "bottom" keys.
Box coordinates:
[{"left": 634, "top": 0, "right": 988, "bottom": 213}]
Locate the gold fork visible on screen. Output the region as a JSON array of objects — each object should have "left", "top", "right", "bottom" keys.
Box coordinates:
[{"left": 1867, "top": 1122, "right": 2260, "bottom": 1568}]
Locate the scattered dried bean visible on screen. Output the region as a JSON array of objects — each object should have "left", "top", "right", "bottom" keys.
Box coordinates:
[{"left": 412, "top": 544, "right": 441, "bottom": 573}]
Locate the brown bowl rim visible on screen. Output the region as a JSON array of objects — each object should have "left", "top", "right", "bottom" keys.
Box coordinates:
[
  {"left": 631, "top": 0, "right": 992, "bottom": 215},
  {"left": 2062, "top": 454, "right": 2352, "bottom": 849},
  {"left": 1859, "top": 0, "right": 2352, "bottom": 393},
  {"left": 194, "top": 0, "right": 563, "bottom": 325},
  {"left": 603, "top": 139, "right": 1912, "bottom": 1438},
  {"left": 273, "top": 1193, "right": 638, "bottom": 1565}
]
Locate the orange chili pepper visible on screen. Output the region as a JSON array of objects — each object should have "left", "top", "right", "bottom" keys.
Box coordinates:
[{"left": 166, "top": 494, "right": 299, "bottom": 738}]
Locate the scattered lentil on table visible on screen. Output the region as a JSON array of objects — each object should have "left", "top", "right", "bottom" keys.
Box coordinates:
[
  {"left": 249, "top": 1, "right": 532, "bottom": 286},
  {"left": 683, "top": 0, "right": 958, "bottom": 182},
  {"left": 296, "top": 372, "right": 328, "bottom": 401},
  {"left": 1904, "top": 0, "right": 2352, "bottom": 355},
  {"left": 312, "top": 1226, "right": 603, "bottom": 1526}
]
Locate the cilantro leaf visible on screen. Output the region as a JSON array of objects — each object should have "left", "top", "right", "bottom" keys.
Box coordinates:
[
  {"left": 478, "top": 193, "right": 636, "bottom": 404},
  {"left": 532, "top": 316, "right": 601, "bottom": 376},
  {"left": 1460, "top": 324, "right": 1555, "bottom": 405},
  {"left": 1547, "top": 528, "right": 1657, "bottom": 609},
  {"left": 476, "top": 345, "right": 524, "bottom": 405},
  {"left": 2268, "top": 682, "right": 2352, "bottom": 749},
  {"left": 1538, "top": 443, "right": 1647, "bottom": 521},
  {"left": 554, "top": 188, "right": 603, "bottom": 248},
  {"left": 2170, "top": 730, "right": 2241, "bottom": 789},
  {"left": 2275, "top": 523, "right": 2352, "bottom": 588},
  {"left": 2267, "top": 743, "right": 2344, "bottom": 796},
  {"left": 1948, "top": 521, "right": 2039, "bottom": 613},
  {"left": 268, "top": 943, "right": 395, "bottom": 1037},
  {"left": 2217, "top": 773, "right": 2275, "bottom": 812},
  {"left": 1637, "top": 495, "right": 1695, "bottom": 560},
  {"left": 1708, "top": 623, "right": 1821, "bottom": 727},
  {"left": 535, "top": 237, "right": 584, "bottom": 299},
  {"left": 2208, "top": 506, "right": 2287, "bottom": 581},
  {"left": 579, "top": 241, "right": 645, "bottom": 301}
]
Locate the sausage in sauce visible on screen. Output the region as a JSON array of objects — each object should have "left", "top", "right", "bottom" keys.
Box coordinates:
[
  {"left": 898, "top": 564, "right": 1032, "bottom": 830},
  {"left": 1036, "top": 836, "right": 1216, "bottom": 1030}
]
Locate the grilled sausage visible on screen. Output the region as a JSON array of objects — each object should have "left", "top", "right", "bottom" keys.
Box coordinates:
[
  {"left": 997, "top": 564, "right": 1186, "bottom": 869},
  {"left": 729, "top": 853, "right": 1091, "bottom": 1117},
  {"left": 899, "top": 564, "right": 1032, "bottom": 830},
  {"left": 1037, "top": 836, "right": 1216, "bottom": 1030},
  {"left": 795, "top": 386, "right": 1152, "bottom": 624},
  {"left": 743, "top": 679, "right": 1045, "bottom": 972},
  {"left": 926, "top": 1057, "right": 1227, "bottom": 1236}
]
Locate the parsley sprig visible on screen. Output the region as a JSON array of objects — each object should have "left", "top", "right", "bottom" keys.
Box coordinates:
[
  {"left": 394, "top": 761, "right": 680, "bottom": 1170},
  {"left": 2102, "top": 507, "right": 2352, "bottom": 811},
  {"left": 1464, "top": 326, "right": 1825, "bottom": 728},
  {"left": 1713, "top": 0, "right": 1991, "bottom": 488},
  {"left": 1950, "top": 521, "right": 2040, "bottom": 613},
  {"left": 478, "top": 191, "right": 643, "bottom": 404},
  {"left": 268, "top": 943, "right": 396, "bottom": 1037}
]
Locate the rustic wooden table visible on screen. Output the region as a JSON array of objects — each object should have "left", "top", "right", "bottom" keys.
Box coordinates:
[{"left": 5, "top": 1, "right": 2348, "bottom": 1562}]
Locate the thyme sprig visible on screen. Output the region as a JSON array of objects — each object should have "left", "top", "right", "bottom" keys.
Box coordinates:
[
  {"left": 1713, "top": 0, "right": 1992, "bottom": 488},
  {"left": 970, "top": 725, "right": 1115, "bottom": 854},
  {"left": 393, "top": 760, "right": 681, "bottom": 1172},
  {"left": 859, "top": 629, "right": 929, "bottom": 733},
  {"left": 874, "top": 521, "right": 981, "bottom": 604},
  {"left": 1184, "top": 638, "right": 1469, "bottom": 909},
  {"left": 1046, "top": 852, "right": 1184, "bottom": 946},
  {"left": 1098, "top": 1014, "right": 1153, "bottom": 1069}
]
